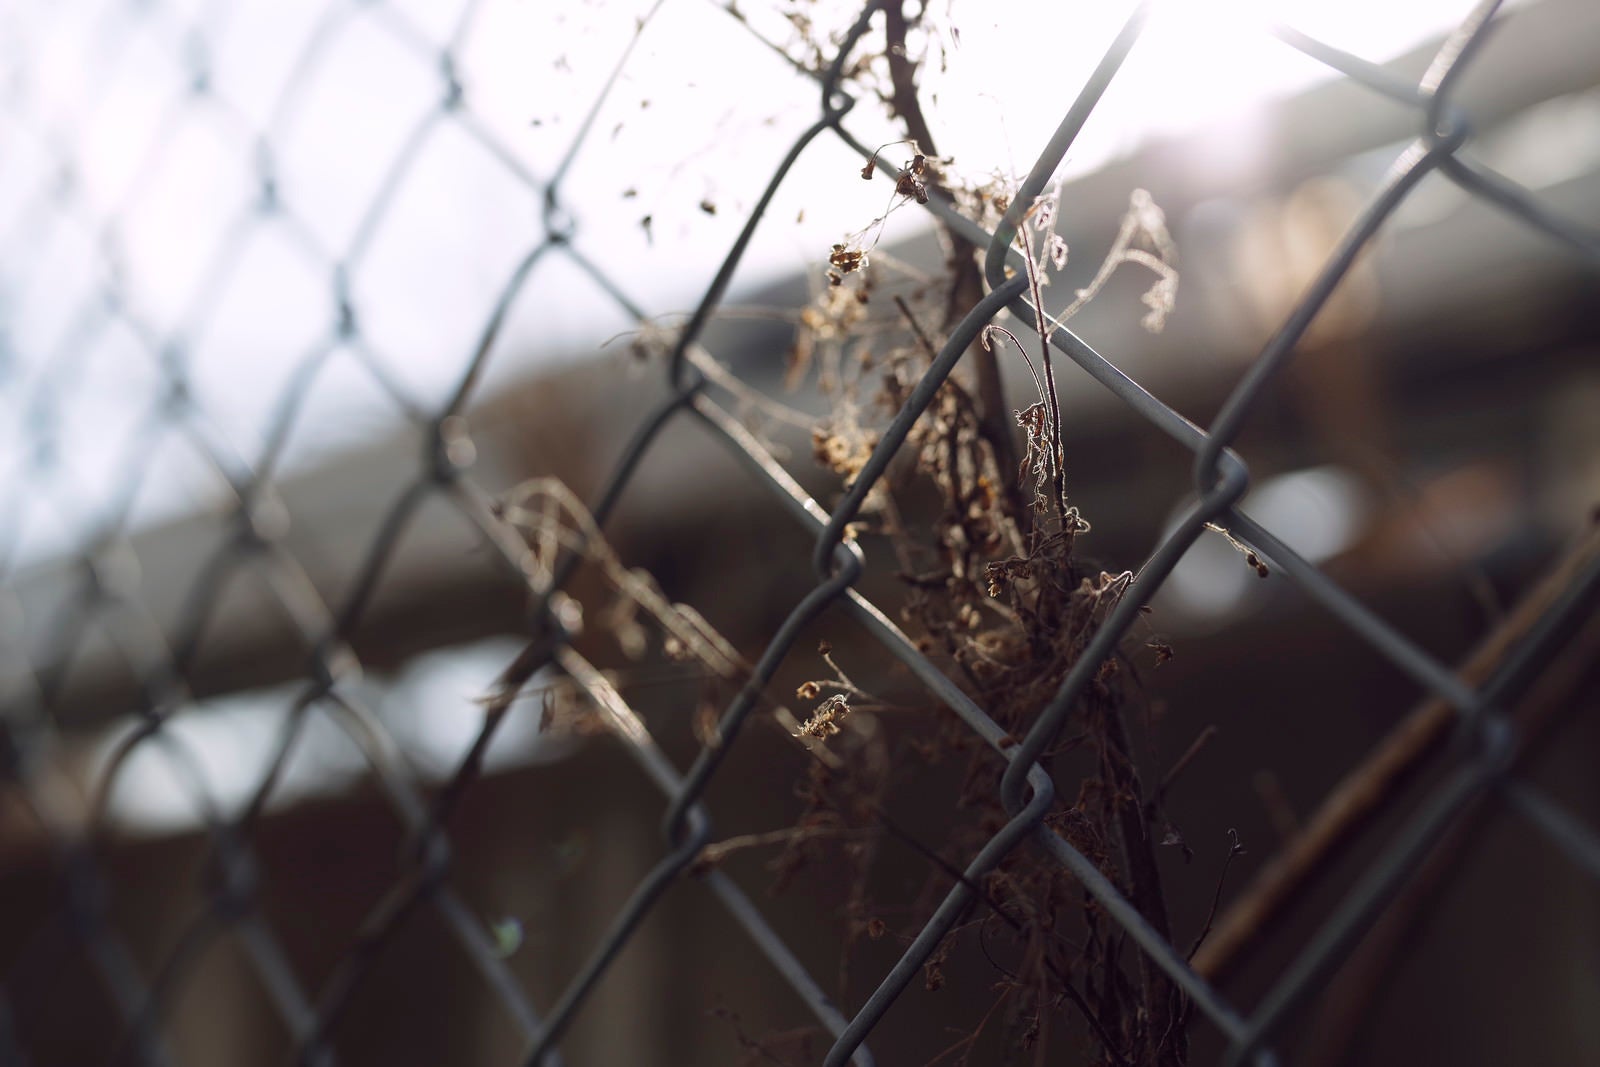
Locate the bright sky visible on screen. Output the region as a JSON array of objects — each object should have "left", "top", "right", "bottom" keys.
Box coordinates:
[
  {"left": 0, "top": 0, "right": 1501, "bottom": 572},
  {"left": 0, "top": 0, "right": 1526, "bottom": 830}
]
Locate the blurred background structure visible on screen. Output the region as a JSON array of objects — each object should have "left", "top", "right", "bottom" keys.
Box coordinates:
[{"left": 0, "top": 0, "right": 1598, "bottom": 1064}]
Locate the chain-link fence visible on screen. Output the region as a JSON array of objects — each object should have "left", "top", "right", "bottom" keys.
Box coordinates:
[{"left": 2, "top": 0, "right": 1598, "bottom": 1064}]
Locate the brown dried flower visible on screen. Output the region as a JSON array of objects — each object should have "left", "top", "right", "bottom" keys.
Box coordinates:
[{"left": 794, "top": 694, "right": 851, "bottom": 740}]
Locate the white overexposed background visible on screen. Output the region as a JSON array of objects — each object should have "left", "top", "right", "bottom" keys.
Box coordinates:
[{"left": 0, "top": 0, "right": 1515, "bottom": 829}]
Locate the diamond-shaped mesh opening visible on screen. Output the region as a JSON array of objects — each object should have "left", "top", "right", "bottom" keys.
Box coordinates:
[{"left": 3, "top": 1, "right": 1599, "bottom": 1065}]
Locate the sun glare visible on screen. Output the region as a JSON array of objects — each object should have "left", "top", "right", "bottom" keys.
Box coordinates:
[{"left": 918, "top": 0, "right": 1496, "bottom": 187}]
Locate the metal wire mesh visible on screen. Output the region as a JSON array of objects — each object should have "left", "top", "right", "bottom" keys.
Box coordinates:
[{"left": 1, "top": 0, "right": 1598, "bottom": 1064}]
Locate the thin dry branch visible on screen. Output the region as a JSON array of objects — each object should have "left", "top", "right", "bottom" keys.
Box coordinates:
[
  {"left": 881, "top": 0, "right": 1020, "bottom": 504},
  {"left": 1193, "top": 523, "right": 1600, "bottom": 981},
  {"left": 1298, "top": 610, "right": 1600, "bottom": 1067},
  {"left": 498, "top": 477, "right": 749, "bottom": 680}
]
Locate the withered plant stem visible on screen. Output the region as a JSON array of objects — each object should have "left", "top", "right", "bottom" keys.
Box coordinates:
[
  {"left": 1101, "top": 702, "right": 1186, "bottom": 1066},
  {"left": 870, "top": 805, "right": 1132, "bottom": 1066},
  {"left": 1157, "top": 724, "right": 1219, "bottom": 805},
  {"left": 1018, "top": 222, "right": 1070, "bottom": 529},
  {"left": 882, "top": 0, "right": 1021, "bottom": 513}
]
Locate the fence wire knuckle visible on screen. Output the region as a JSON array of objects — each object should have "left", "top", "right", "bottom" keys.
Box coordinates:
[{"left": 1, "top": 0, "right": 1598, "bottom": 1064}]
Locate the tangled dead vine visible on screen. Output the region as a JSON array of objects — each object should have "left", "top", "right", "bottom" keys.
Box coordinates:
[
  {"left": 739, "top": 5, "right": 1212, "bottom": 1063},
  {"left": 505, "top": 4, "right": 1264, "bottom": 1063}
]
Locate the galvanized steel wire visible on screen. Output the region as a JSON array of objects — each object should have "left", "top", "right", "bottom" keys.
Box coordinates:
[{"left": 1, "top": 0, "right": 1598, "bottom": 1064}]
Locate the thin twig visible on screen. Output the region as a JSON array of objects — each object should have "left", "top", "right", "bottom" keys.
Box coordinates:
[
  {"left": 692, "top": 825, "right": 876, "bottom": 874},
  {"left": 881, "top": 0, "right": 1020, "bottom": 507},
  {"left": 1015, "top": 219, "right": 1069, "bottom": 525},
  {"left": 892, "top": 293, "right": 938, "bottom": 357},
  {"left": 1157, "top": 725, "right": 1218, "bottom": 804},
  {"left": 1193, "top": 524, "right": 1600, "bottom": 981},
  {"left": 1099, "top": 699, "right": 1185, "bottom": 1066},
  {"left": 982, "top": 323, "right": 1044, "bottom": 406},
  {"left": 1186, "top": 830, "right": 1245, "bottom": 961}
]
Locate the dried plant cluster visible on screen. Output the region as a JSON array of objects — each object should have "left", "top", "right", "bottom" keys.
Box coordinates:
[
  {"left": 765, "top": 183, "right": 1196, "bottom": 1065},
  {"left": 492, "top": 478, "right": 756, "bottom": 751},
  {"left": 759, "top": 8, "right": 1200, "bottom": 1059},
  {"left": 501, "top": 5, "right": 1248, "bottom": 1064}
]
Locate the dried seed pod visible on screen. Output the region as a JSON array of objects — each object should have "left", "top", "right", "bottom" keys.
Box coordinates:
[
  {"left": 829, "top": 243, "right": 867, "bottom": 274},
  {"left": 895, "top": 154, "right": 929, "bottom": 204}
]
